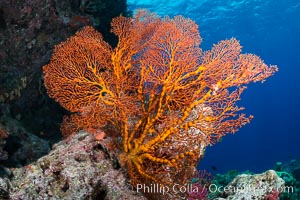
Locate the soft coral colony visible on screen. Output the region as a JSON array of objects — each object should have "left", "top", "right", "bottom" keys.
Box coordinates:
[{"left": 43, "top": 10, "right": 277, "bottom": 199}]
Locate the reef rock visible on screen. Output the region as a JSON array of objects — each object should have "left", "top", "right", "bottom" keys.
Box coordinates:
[
  {"left": 216, "top": 170, "right": 285, "bottom": 200},
  {"left": 0, "top": 116, "right": 50, "bottom": 167},
  {"left": 4, "top": 131, "right": 146, "bottom": 200}
]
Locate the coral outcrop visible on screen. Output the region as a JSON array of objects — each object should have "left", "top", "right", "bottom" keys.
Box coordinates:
[
  {"left": 2, "top": 131, "right": 146, "bottom": 200},
  {"left": 215, "top": 170, "right": 285, "bottom": 200}
]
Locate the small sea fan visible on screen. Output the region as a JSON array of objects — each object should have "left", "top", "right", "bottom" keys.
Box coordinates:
[
  {"left": 187, "top": 170, "right": 212, "bottom": 200},
  {"left": 265, "top": 190, "right": 279, "bottom": 200},
  {"left": 187, "top": 182, "right": 208, "bottom": 200}
]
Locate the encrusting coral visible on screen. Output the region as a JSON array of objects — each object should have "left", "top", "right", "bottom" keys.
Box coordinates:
[{"left": 43, "top": 10, "right": 277, "bottom": 199}]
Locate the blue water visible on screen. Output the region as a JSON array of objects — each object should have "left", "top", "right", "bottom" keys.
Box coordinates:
[{"left": 128, "top": 0, "right": 300, "bottom": 173}]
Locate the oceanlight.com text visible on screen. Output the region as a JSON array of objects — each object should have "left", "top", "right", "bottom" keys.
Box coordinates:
[{"left": 208, "top": 183, "right": 293, "bottom": 194}]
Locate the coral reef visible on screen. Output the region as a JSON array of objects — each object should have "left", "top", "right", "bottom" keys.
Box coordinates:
[
  {"left": 0, "top": 116, "right": 50, "bottom": 167},
  {"left": 0, "top": 0, "right": 130, "bottom": 140},
  {"left": 1, "top": 131, "right": 147, "bottom": 200},
  {"left": 0, "top": 125, "right": 8, "bottom": 161},
  {"left": 277, "top": 160, "right": 300, "bottom": 199},
  {"left": 215, "top": 170, "right": 284, "bottom": 200},
  {"left": 43, "top": 10, "right": 277, "bottom": 199},
  {"left": 209, "top": 170, "right": 252, "bottom": 197}
]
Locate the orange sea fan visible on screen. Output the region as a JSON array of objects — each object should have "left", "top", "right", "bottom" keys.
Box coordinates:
[{"left": 43, "top": 10, "right": 278, "bottom": 199}]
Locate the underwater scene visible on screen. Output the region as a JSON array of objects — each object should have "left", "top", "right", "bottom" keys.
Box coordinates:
[{"left": 0, "top": 0, "right": 299, "bottom": 199}]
